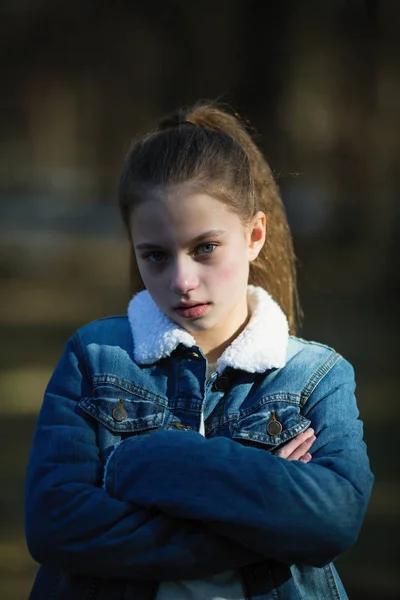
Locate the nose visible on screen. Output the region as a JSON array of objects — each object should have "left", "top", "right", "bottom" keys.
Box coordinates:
[{"left": 169, "top": 257, "right": 199, "bottom": 296}]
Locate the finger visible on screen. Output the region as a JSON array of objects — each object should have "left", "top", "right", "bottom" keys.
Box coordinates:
[
  {"left": 285, "top": 435, "right": 316, "bottom": 461},
  {"left": 275, "top": 429, "right": 314, "bottom": 458},
  {"left": 275, "top": 428, "right": 314, "bottom": 459},
  {"left": 299, "top": 453, "right": 312, "bottom": 463}
]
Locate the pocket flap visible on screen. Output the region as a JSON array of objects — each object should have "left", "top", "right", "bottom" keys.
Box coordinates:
[
  {"left": 79, "top": 395, "right": 165, "bottom": 433},
  {"left": 230, "top": 395, "right": 311, "bottom": 450}
]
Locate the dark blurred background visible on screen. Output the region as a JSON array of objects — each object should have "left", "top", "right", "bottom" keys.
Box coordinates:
[{"left": 1, "top": 1, "right": 399, "bottom": 598}]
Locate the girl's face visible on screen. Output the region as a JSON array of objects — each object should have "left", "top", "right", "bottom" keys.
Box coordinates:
[{"left": 130, "top": 190, "right": 265, "bottom": 349}]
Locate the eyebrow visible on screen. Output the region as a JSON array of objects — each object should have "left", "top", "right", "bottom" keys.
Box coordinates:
[{"left": 135, "top": 229, "right": 226, "bottom": 250}]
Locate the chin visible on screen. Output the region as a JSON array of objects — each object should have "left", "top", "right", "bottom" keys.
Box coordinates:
[
  {"left": 184, "top": 316, "right": 219, "bottom": 334},
  {"left": 186, "top": 322, "right": 211, "bottom": 333}
]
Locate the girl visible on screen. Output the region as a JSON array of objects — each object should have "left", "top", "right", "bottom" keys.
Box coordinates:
[{"left": 25, "top": 102, "right": 373, "bottom": 600}]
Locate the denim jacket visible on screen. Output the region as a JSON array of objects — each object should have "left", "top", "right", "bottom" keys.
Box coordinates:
[{"left": 25, "top": 286, "right": 373, "bottom": 600}]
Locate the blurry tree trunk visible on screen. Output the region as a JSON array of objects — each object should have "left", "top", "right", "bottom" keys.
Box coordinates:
[
  {"left": 279, "top": 0, "right": 399, "bottom": 298},
  {"left": 332, "top": 0, "right": 397, "bottom": 296}
]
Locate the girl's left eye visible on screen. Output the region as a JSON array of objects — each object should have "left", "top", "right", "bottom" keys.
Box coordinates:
[{"left": 195, "top": 243, "right": 217, "bottom": 256}]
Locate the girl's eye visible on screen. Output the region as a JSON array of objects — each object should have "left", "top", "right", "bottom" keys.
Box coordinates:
[
  {"left": 144, "top": 251, "right": 167, "bottom": 263},
  {"left": 195, "top": 243, "right": 217, "bottom": 256}
]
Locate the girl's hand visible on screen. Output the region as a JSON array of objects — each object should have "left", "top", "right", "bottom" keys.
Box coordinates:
[{"left": 275, "top": 428, "right": 316, "bottom": 463}]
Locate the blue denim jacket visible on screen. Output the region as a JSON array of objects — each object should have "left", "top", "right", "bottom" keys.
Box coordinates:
[{"left": 25, "top": 287, "right": 373, "bottom": 600}]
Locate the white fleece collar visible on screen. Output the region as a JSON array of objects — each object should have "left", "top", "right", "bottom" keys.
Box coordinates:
[{"left": 127, "top": 285, "right": 289, "bottom": 373}]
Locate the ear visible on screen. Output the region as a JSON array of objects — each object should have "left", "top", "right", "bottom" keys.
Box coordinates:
[{"left": 248, "top": 211, "right": 266, "bottom": 261}]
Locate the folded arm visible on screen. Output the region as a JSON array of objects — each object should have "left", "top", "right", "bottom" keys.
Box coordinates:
[
  {"left": 25, "top": 335, "right": 262, "bottom": 580},
  {"left": 105, "top": 357, "right": 374, "bottom": 567}
]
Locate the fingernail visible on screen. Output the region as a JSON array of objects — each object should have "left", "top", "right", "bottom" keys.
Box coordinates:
[{"left": 301, "top": 453, "right": 312, "bottom": 463}]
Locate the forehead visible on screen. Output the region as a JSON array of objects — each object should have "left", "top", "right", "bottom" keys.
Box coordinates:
[{"left": 129, "top": 192, "right": 242, "bottom": 244}]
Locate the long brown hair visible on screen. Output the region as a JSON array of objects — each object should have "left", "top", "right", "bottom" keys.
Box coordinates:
[{"left": 118, "top": 101, "right": 301, "bottom": 334}]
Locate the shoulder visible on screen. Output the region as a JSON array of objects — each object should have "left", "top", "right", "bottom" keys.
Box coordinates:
[
  {"left": 282, "top": 336, "right": 355, "bottom": 400},
  {"left": 287, "top": 336, "right": 352, "bottom": 371},
  {"left": 73, "top": 315, "right": 133, "bottom": 351},
  {"left": 288, "top": 335, "right": 336, "bottom": 357}
]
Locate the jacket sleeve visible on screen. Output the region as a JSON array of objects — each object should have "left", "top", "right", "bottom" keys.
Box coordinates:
[
  {"left": 24, "top": 334, "right": 263, "bottom": 580},
  {"left": 104, "top": 356, "right": 374, "bottom": 568}
]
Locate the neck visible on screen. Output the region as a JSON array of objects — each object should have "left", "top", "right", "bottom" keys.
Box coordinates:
[
  {"left": 193, "top": 299, "right": 250, "bottom": 363},
  {"left": 201, "top": 319, "right": 250, "bottom": 363}
]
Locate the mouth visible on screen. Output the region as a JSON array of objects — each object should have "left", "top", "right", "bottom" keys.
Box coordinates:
[{"left": 173, "top": 302, "right": 210, "bottom": 319}]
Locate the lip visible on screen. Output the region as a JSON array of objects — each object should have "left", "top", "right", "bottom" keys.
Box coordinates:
[
  {"left": 173, "top": 303, "right": 210, "bottom": 319},
  {"left": 175, "top": 301, "right": 203, "bottom": 308}
]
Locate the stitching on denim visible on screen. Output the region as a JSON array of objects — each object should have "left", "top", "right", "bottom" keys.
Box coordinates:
[
  {"left": 206, "top": 394, "right": 304, "bottom": 435},
  {"left": 301, "top": 352, "right": 340, "bottom": 400},
  {"left": 79, "top": 399, "right": 165, "bottom": 433},
  {"left": 90, "top": 374, "right": 167, "bottom": 404},
  {"left": 229, "top": 416, "right": 311, "bottom": 447},
  {"left": 289, "top": 335, "right": 335, "bottom": 352},
  {"left": 91, "top": 374, "right": 164, "bottom": 399},
  {"left": 238, "top": 393, "right": 301, "bottom": 418},
  {"left": 300, "top": 353, "right": 342, "bottom": 407},
  {"left": 324, "top": 564, "right": 342, "bottom": 600},
  {"left": 83, "top": 394, "right": 167, "bottom": 412},
  {"left": 167, "top": 397, "right": 202, "bottom": 411},
  {"left": 323, "top": 564, "right": 336, "bottom": 600}
]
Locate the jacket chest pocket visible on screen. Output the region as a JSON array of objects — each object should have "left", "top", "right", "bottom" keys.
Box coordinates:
[
  {"left": 229, "top": 394, "right": 311, "bottom": 452},
  {"left": 78, "top": 384, "right": 167, "bottom": 457}
]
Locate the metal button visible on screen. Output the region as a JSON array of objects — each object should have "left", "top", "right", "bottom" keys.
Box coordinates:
[
  {"left": 169, "top": 422, "right": 192, "bottom": 430},
  {"left": 112, "top": 399, "right": 128, "bottom": 422},
  {"left": 189, "top": 351, "right": 200, "bottom": 359},
  {"left": 267, "top": 411, "right": 282, "bottom": 436},
  {"left": 213, "top": 376, "right": 229, "bottom": 392}
]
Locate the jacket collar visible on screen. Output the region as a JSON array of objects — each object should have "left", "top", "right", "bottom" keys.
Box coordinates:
[{"left": 128, "top": 285, "right": 289, "bottom": 373}]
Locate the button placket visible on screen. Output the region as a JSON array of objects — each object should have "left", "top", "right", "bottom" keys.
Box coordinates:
[
  {"left": 213, "top": 375, "right": 229, "bottom": 392},
  {"left": 175, "top": 348, "right": 206, "bottom": 433}
]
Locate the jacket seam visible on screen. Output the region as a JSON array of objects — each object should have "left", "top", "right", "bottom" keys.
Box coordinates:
[
  {"left": 300, "top": 353, "right": 342, "bottom": 407},
  {"left": 72, "top": 331, "right": 91, "bottom": 383},
  {"left": 90, "top": 374, "right": 168, "bottom": 404},
  {"left": 324, "top": 563, "right": 341, "bottom": 600},
  {"left": 289, "top": 336, "right": 335, "bottom": 352},
  {"left": 236, "top": 393, "right": 301, "bottom": 417}
]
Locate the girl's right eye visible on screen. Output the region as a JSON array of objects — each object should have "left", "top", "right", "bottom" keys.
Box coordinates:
[{"left": 143, "top": 251, "right": 167, "bottom": 263}]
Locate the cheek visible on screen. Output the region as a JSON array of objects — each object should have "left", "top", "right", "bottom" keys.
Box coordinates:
[
  {"left": 213, "top": 255, "right": 248, "bottom": 285},
  {"left": 218, "top": 263, "right": 237, "bottom": 282}
]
